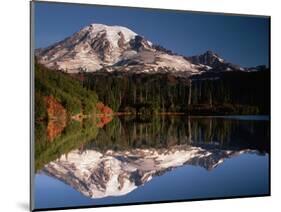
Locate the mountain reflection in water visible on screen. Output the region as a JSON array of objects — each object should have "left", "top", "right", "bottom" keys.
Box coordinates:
[{"left": 35, "top": 115, "right": 269, "bottom": 208}]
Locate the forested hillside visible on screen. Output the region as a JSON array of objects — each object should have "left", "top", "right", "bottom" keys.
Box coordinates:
[{"left": 35, "top": 62, "right": 99, "bottom": 121}]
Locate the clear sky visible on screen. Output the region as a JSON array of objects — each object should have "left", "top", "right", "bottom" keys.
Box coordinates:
[{"left": 34, "top": 1, "right": 269, "bottom": 67}]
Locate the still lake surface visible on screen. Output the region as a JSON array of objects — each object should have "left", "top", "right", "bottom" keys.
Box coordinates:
[{"left": 34, "top": 115, "right": 269, "bottom": 209}]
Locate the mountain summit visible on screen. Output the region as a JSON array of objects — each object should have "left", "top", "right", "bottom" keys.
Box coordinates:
[
  {"left": 188, "top": 50, "right": 245, "bottom": 72},
  {"left": 36, "top": 24, "right": 142, "bottom": 72},
  {"left": 189, "top": 50, "right": 224, "bottom": 66}
]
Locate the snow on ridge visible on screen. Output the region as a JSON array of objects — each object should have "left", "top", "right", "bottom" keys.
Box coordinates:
[
  {"left": 85, "top": 23, "right": 137, "bottom": 48},
  {"left": 212, "top": 52, "right": 224, "bottom": 63}
]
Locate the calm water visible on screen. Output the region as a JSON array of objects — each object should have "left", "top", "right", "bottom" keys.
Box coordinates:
[{"left": 34, "top": 115, "right": 270, "bottom": 209}]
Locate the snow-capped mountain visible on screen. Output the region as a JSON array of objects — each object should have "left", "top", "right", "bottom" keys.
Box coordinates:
[
  {"left": 36, "top": 24, "right": 138, "bottom": 72},
  {"left": 35, "top": 23, "right": 204, "bottom": 74},
  {"left": 35, "top": 23, "right": 259, "bottom": 75},
  {"left": 42, "top": 145, "right": 258, "bottom": 199}
]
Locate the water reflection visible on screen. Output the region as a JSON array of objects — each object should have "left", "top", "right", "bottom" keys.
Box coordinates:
[
  {"left": 88, "top": 115, "right": 269, "bottom": 153},
  {"left": 35, "top": 115, "right": 269, "bottom": 207}
]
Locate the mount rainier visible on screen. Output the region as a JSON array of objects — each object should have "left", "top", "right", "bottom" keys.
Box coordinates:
[{"left": 35, "top": 23, "right": 245, "bottom": 75}]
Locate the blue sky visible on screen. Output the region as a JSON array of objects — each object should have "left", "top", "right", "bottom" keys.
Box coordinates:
[{"left": 34, "top": 2, "right": 269, "bottom": 67}]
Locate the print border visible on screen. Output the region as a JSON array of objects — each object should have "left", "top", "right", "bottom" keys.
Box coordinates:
[{"left": 30, "top": 0, "right": 271, "bottom": 211}]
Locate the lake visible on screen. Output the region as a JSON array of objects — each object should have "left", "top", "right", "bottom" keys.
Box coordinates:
[{"left": 34, "top": 115, "right": 270, "bottom": 209}]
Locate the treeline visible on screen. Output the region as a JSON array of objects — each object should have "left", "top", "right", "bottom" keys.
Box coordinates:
[
  {"left": 83, "top": 69, "right": 269, "bottom": 115},
  {"left": 84, "top": 72, "right": 190, "bottom": 113},
  {"left": 35, "top": 61, "right": 98, "bottom": 121},
  {"left": 225, "top": 70, "right": 269, "bottom": 113},
  {"left": 190, "top": 70, "right": 270, "bottom": 114}
]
